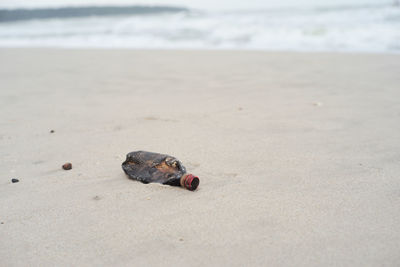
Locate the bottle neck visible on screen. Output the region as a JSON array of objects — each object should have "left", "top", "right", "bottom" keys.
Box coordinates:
[
  {"left": 180, "top": 174, "right": 188, "bottom": 188},
  {"left": 180, "top": 173, "right": 200, "bottom": 191}
]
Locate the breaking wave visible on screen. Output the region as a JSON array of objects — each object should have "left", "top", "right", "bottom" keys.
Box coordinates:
[{"left": 0, "top": 4, "right": 399, "bottom": 53}]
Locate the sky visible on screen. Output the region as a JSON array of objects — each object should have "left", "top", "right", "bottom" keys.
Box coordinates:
[{"left": 0, "top": 0, "right": 394, "bottom": 10}]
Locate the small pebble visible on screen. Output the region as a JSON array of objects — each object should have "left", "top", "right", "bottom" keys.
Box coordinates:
[
  {"left": 313, "top": 102, "right": 323, "bottom": 107},
  {"left": 50, "top": 130, "right": 55, "bottom": 133},
  {"left": 179, "top": 238, "right": 184, "bottom": 241},
  {"left": 11, "top": 178, "right": 19, "bottom": 183},
  {"left": 62, "top": 163, "right": 72, "bottom": 170}
]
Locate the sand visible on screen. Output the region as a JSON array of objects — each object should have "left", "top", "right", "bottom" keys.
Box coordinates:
[{"left": 0, "top": 49, "right": 399, "bottom": 266}]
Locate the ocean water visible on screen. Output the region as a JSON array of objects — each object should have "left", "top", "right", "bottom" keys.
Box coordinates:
[{"left": 0, "top": 4, "right": 399, "bottom": 52}]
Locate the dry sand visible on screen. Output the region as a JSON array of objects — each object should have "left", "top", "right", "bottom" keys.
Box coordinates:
[{"left": 0, "top": 49, "right": 399, "bottom": 266}]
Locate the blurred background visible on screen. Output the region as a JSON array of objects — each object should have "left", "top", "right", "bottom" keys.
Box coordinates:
[{"left": 0, "top": 0, "right": 399, "bottom": 52}]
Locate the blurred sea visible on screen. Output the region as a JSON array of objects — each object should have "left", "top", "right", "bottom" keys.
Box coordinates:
[{"left": 0, "top": 3, "right": 399, "bottom": 52}]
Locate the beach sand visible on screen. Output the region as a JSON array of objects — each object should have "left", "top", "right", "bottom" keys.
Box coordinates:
[{"left": 0, "top": 49, "right": 399, "bottom": 266}]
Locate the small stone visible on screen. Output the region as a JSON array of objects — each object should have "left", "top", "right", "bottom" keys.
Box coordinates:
[
  {"left": 62, "top": 163, "right": 72, "bottom": 170},
  {"left": 1, "top": 222, "right": 4, "bottom": 224},
  {"left": 179, "top": 238, "right": 184, "bottom": 241},
  {"left": 11, "top": 178, "right": 19, "bottom": 183},
  {"left": 93, "top": 196, "right": 101, "bottom": 201},
  {"left": 313, "top": 102, "right": 323, "bottom": 107},
  {"left": 50, "top": 130, "right": 55, "bottom": 133}
]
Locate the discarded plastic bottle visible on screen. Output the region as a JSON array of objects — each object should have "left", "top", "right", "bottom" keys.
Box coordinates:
[{"left": 122, "top": 151, "right": 199, "bottom": 191}]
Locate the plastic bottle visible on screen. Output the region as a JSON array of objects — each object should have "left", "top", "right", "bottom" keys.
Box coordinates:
[{"left": 122, "top": 151, "right": 199, "bottom": 191}]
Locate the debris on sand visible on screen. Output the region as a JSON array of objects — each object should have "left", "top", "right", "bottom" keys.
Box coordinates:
[
  {"left": 122, "top": 151, "right": 199, "bottom": 191},
  {"left": 11, "top": 178, "right": 19, "bottom": 183},
  {"left": 62, "top": 163, "right": 72, "bottom": 170}
]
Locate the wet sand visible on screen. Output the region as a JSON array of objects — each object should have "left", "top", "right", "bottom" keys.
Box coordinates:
[{"left": 0, "top": 49, "right": 399, "bottom": 266}]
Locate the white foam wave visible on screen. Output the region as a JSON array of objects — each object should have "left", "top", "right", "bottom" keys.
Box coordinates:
[{"left": 0, "top": 5, "right": 399, "bottom": 52}]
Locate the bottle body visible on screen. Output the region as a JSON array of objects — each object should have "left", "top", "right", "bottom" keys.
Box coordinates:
[{"left": 122, "top": 151, "right": 199, "bottom": 191}]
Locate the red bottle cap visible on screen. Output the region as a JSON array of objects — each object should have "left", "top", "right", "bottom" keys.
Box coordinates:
[{"left": 183, "top": 174, "right": 199, "bottom": 191}]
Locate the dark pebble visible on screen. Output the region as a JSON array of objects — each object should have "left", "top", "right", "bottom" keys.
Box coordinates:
[
  {"left": 50, "top": 130, "right": 55, "bottom": 133},
  {"left": 62, "top": 163, "right": 72, "bottom": 170},
  {"left": 11, "top": 178, "right": 19, "bottom": 183}
]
